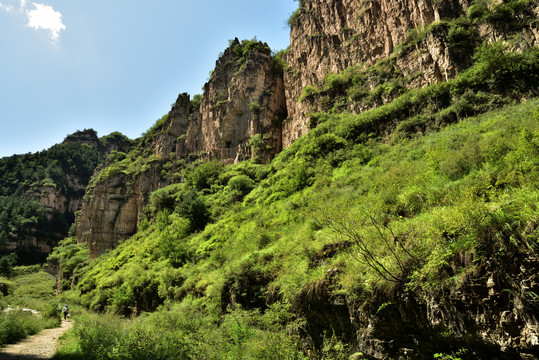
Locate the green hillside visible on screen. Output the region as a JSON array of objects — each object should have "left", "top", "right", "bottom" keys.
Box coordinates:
[
  {"left": 50, "top": 40, "right": 538, "bottom": 359},
  {"left": 0, "top": 130, "right": 127, "bottom": 264}
]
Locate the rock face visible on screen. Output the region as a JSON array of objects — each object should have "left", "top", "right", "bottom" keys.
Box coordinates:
[
  {"left": 282, "top": 0, "right": 539, "bottom": 147},
  {"left": 155, "top": 38, "right": 287, "bottom": 164},
  {"left": 183, "top": 39, "right": 287, "bottom": 164},
  {"left": 78, "top": 39, "right": 287, "bottom": 258},
  {"left": 77, "top": 165, "right": 167, "bottom": 259},
  {"left": 293, "top": 254, "right": 539, "bottom": 359},
  {"left": 283, "top": 0, "right": 465, "bottom": 146}
]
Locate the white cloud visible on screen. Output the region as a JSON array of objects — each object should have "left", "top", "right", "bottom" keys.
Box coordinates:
[
  {"left": 0, "top": 2, "right": 14, "bottom": 11},
  {"left": 26, "top": 3, "right": 66, "bottom": 42}
]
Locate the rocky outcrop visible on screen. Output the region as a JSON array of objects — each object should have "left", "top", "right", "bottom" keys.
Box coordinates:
[
  {"left": 282, "top": 0, "right": 539, "bottom": 147},
  {"left": 187, "top": 38, "right": 286, "bottom": 164},
  {"left": 77, "top": 39, "right": 287, "bottom": 258},
  {"left": 293, "top": 253, "right": 539, "bottom": 359},
  {"left": 154, "top": 38, "right": 287, "bottom": 164},
  {"left": 77, "top": 163, "right": 168, "bottom": 259},
  {"left": 62, "top": 129, "right": 102, "bottom": 147}
]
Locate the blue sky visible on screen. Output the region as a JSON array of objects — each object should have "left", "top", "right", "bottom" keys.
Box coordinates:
[{"left": 0, "top": 0, "right": 297, "bottom": 157}]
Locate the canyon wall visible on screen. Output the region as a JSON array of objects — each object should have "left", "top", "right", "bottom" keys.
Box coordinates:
[
  {"left": 282, "top": 0, "right": 539, "bottom": 146},
  {"left": 77, "top": 0, "right": 539, "bottom": 259}
]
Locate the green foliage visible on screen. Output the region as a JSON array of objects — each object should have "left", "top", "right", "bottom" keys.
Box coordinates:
[
  {"left": 228, "top": 175, "right": 256, "bottom": 198},
  {"left": 232, "top": 38, "right": 272, "bottom": 65},
  {"left": 46, "top": 237, "right": 90, "bottom": 291},
  {"left": 176, "top": 189, "right": 211, "bottom": 232},
  {"left": 141, "top": 114, "right": 168, "bottom": 140},
  {"left": 249, "top": 133, "right": 267, "bottom": 152},
  {"left": 287, "top": 0, "right": 304, "bottom": 28},
  {"left": 190, "top": 94, "right": 203, "bottom": 112},
  {"left": 64, "top": 304, "right": 304, "bottom": 360},
  {"left": 184, "top": 160, "right": 223, "bottom": 192},
  {"left": 434, "top": 348, "right": 467, "bottom": 359},
  {"left": 0, "top": 253, "right": 18, "bottom": 278},
  {"left": 248, "top": 102, "right": 261, "bottom": 113},
  {"left": 0, "top": 311, "right": 42, "bottom": 346},
  {"left": 0, "top": 269, "right": 62, "bottom": 347},
  {"left": 157, "top": 210, "right": 192, "bottom": 267},
  {"left": 0, "top": 131, "right": 114, "bottom": 263}
]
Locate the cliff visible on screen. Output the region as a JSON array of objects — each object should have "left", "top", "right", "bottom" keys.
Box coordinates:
[
  {"left": 77, "top": 38, "right": 287, "bottom": 258},
  {"left": 152, "top": 38, "right": 287, "bottom": 164},
  {"left": 283, "top": 0, "right": 539, "bottom": 146}
]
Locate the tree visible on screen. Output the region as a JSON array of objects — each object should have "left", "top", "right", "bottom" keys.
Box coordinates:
[{"left": 0, "top": 253, "right": 18, "bottom": 278}]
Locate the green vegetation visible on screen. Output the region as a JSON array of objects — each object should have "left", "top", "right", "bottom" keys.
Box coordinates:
[
  {"left": 0, "top": 253, "right": 17, "bottom": 278},
  {"left": 287, "top": 0, "right": 305, "bottom": 27},
  {"left": 0, "top": 266, "right": 62, "bottom": 347},
  {"left": 48, "top": 32, "right": 539, "bottom": 358},
  {"left": 0, "top": 130, "right": 127, "bottom": 264},
  {"left": 231, "top": 37, "right": 271, "bottom": 62}
]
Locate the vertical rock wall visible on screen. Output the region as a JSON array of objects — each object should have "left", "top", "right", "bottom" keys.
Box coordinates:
[
  {"left": 77, "top": 39, "right": 287, "bottom": 258},
  {"left": 283, "top": 0, "right": 474, "bottom": 147}
]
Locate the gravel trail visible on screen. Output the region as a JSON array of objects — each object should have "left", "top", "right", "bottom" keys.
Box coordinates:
[{"left": 0, "top": 320, "right": 73, "bottom": 360}]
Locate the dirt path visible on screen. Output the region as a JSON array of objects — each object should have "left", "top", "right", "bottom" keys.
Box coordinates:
[{"left": 0, "top": 320, "right": 73, "bottom": 360}]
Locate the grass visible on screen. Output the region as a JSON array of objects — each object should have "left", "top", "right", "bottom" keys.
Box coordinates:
[{"left": 0, "top": 267, "right": 62, "bottom": 347}]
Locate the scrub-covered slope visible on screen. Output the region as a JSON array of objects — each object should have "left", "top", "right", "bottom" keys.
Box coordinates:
[
  {"left": 49, "top": 0, "right": 539, "bottom": 358},
  {"left": 54, "top": 42, "right": 539, "bottom": 358}
]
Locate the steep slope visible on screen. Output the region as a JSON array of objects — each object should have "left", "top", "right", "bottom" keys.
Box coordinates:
[{"left": 61, "top": 97, "right": 538, "bottom": 359}]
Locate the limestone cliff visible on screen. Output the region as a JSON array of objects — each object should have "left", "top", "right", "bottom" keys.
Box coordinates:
[
  {"left": 77, "top": 39, "right": 287, "bottom": 258},
  {"left": 77, "top": 164, "right": 167, "bottom": 259},
  {"left": 283, "top": 0, "right": 539, "bottom": 146},
  {"left": 155, "top": 38, "right": 287, "bottom": 164}
]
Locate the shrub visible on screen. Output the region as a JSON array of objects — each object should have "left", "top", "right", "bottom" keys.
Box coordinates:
[
  {"left": 248, "top": 102, "right": 261, "bottom": 113},
  {"left": 176, "top": 190, "right": 211, "bottom": 232},
  {"left": 184, "top": 160, "right": 223, "bottom": 191},
  {"left": 73, "top": 313, "right": 193, "bottom": 360},
  {"left": 228, "top": 175, "right": 256, "bottom": 197},
  {"left": 0, "top": 311, "right": 42, "bottom": 346}
]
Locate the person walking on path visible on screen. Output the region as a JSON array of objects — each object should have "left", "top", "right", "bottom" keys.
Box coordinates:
[{"left": 62, "top": 304, "right": 69, "bottom": 321}]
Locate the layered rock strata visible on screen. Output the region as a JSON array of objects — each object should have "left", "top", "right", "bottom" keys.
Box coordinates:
[{"left": 282, "top": 0, "right": 539, "bottom": 147}]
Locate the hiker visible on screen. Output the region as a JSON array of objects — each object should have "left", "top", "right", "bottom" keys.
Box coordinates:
[{"left": 62, "top": 304, "right": 69, "bottom": 321}]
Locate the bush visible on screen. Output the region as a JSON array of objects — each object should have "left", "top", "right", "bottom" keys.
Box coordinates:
[
  {"left": 176, "top": 190, "right": 211, "bottom": 232},
  {"left": 0, "top": 311, "right": 42, "bottom": 346},
  {"left": 73, "top": 313, "right": 193, "bottom": 360},
  {"left": 184, "top": 160, "right": 223, "bottom": 191}
]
